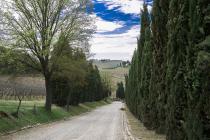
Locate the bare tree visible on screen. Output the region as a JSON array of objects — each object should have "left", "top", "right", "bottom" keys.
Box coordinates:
[
  {"left": 12, "top": 91, "right": 25, "bottom": 118},
  {"left": 0, "top": 0, "right": 95, "bottom": 111}
]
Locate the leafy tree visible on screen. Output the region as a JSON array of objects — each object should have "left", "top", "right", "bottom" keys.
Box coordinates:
[
  {"left": 0, "top": 46, "right": 37, "bottom": 74},
  {"left": 51, "top": 37, "right": 110, "bottom": 108},
  {"left": 101, "top": 73, "right": 112, "bottom": 97},
  {"left": 0, "top": 0, "right": 94, "bottom": 111},
  {"left": 51, "top": 36, "right": 87, "bottom": 109},
  {"left": 83, "top": 64, "right": 110, "bottom": 102}
]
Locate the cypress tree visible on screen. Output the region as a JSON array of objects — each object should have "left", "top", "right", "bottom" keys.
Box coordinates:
[
  {"left": 132, "top": 50, "right": 139, "bottom": 116},
  {"left": 185, "top": 0, "right": 210, "bottom": 139},
  {"left": 139, "top": 4, "right": 150, "bottom": 48},
  {"left": 139, "top": 27, "right": 153, "bottom": 128},
  {"left": 136, "top": 3, "right": 151, "bottom": 121},
  {"left": 125, "top": 50, "right": 138, "bottom": 116},
  {"left": 150, "top": 0, "right": 170, "bottom": 132},
  {"left": 116, "top": 82, "right": 125, "bottom": 99},
  {"left": 125, "top": 0, "right": 210, "bottom": 139},
  {"left": 166, "top": 0, "right": 189, "bottom": 139}
]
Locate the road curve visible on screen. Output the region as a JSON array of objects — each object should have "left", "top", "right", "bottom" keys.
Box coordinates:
[{"left": 1, "top": 102, "right": 128, "bottom": 140}]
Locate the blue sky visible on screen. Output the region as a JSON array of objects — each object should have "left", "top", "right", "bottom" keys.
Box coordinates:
[{"left": 90, "top": 0, "right": 153, "bottom": 60}]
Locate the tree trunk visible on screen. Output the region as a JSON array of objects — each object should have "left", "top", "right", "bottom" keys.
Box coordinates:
[
  {"left": 15, "top": 96, "right": 22, "bottom": 118},
  {"left": 66, "top": 88, "right": 72, "bottom": 111},
  {"left": 66, "top": 96, "right": 70, "bottom": 111},
  {"left": 45, "top": 75, "right": 52, "bottom": 111}
]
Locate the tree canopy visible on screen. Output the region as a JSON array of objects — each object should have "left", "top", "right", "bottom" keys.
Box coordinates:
[
  {"left": 0, "top": 0, "right": 95, "bottom": 111},
  {"left": 125, "top": 1, "right": 210, "bottom": 139}
]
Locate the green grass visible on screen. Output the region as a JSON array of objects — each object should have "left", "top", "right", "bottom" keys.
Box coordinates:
[
  {"left": 0, "top": 99, "right": 111, "bottom": 135},
  {"left": 125, "top": 106, "right": 166, "bottom": 140}
]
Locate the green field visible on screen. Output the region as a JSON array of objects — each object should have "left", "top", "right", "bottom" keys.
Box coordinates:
[{"left": 0, "top": 99, "right": 111, "bottom": 135}]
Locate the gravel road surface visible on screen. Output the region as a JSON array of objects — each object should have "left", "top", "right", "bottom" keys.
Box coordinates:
[{"left": 1, "top": 102, "right": 129, "bottom": 140}]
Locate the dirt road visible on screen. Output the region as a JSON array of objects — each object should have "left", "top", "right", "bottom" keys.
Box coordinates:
[{"left": 1, "top": 102, "right": 129, "bottom": 140}]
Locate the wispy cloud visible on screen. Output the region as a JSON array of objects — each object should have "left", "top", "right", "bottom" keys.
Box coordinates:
[
  {"left": 96, "top": 0, "right": 142, "bottom": 14},
  {"left": 91, "top": 0, "right": 153, "bottom": 60}
]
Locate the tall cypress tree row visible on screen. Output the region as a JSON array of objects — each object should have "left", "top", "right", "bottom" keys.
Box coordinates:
[
  {"left": 136, "top": 3, "right": 151, "bottom": 122},
  {"left": 139, "top": 27, "right": 153, "bottom": 127},
  {"left": 166, "top": 0, "right": 189, "bottom": 139},
  {"left": 150, "top": 0, "right": 170, "bottom": 132},
  {"left": 126, "top": 50, "right": 138, "bottom": 116},
  {"left": 125, "top": 0, "right": 210, "bottom": 139},
  {"left": 185, "top": 0, "right": 210, "bottom": 139}
]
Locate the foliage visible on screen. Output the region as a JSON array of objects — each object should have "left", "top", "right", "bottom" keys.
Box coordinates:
[
  {"left": 150, "top": 0, "right": 170, "bottom": 132},
  {"left": 0, "top": 46, "right": 37, "bottom": 74},
  {"left": 125, "top": 0, "right": 210, "bottom": 140},
  {"left": 116, "top": 82, "right": 125, "bottom": 99},
  {"left": 0, "top": 0, "right": 95, "bottom": 111},
  {"left": 51, "top": 37, "right": 111, "bottom": 108},
  {"left": 165, "top": 1, "right": 188, "bottom": 139}
]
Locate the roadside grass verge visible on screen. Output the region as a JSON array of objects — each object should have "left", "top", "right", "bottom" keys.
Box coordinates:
[
  {"left": 0, "top": 99, "right": 111, "bottom": 135},
  {"left": 125, "top": 106, "right": 166, "bottom": 140}
]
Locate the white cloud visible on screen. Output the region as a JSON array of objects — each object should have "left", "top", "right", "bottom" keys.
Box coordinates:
[
  {"left": 97, "top": 0, "right": 143, "bottom": 14},
  {"left": 96, "top": 0, "right": 152, "bottom": 14},
  {"left": 95, "top": 16, "right": 123, "bottom": 33},
  {"left": 90, "top": 24, "right": 139, "bottom": 60},
  {"left": 90, "top": 0, "right": 149, "bottom": 60}
]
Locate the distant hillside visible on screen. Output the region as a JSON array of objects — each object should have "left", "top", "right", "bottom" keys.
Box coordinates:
[
  {"left": 91, "top": 59, "right": 130, "bottom": 69},
  {"left": 100, "top": 67, "right": 129, "bottom": 98}
]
